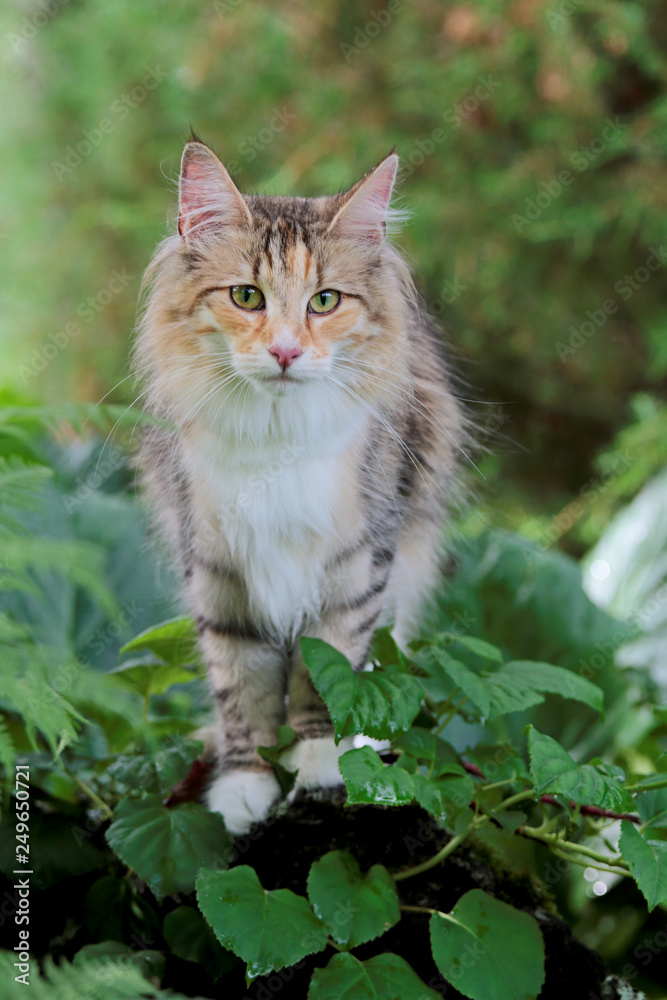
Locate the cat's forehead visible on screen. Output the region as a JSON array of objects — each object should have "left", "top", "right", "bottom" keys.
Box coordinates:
[{"left": 242, "top": 194, "right": 337, "bottom": 285}]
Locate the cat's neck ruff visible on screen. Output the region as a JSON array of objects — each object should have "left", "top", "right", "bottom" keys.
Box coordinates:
[{"left": 182, "top": 374, "right": 371, "bottom": 459}]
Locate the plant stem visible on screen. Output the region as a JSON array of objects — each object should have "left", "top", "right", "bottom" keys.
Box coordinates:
[
  {"left": 518, "top": 825, "right": 629, "bottom": 871},
  {"left": 549, "top": 848, "right": 630, "bottom": 879},
  {"left": 68, "top": 771, "right": 113, "bottom": 820},
  {"left": 393, "top": 818, "right": 481, "bottom": 881},
  {"left": 400, "top": 904, "right": 437, "bottom": 915},
  {"left": 625, "top": 776, "right": 667, "bottom": 792},
  {"left": 493, "top": 788, "right": 535, "bottom": 812}
]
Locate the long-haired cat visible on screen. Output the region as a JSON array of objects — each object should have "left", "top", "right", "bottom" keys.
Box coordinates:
[{"left": 135, "top": 139, "right": 465, "bottom": 833}]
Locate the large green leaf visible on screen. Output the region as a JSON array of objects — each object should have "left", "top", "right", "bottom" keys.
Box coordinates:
[
  {"left": 526, "top": 726, "right": 634, "bottom": 811},
  {"left": 620, "top": 820, "right": 667, "bottom": 911},
  {"left": 487, "top": 660, "right": 604, "bottom": 718},
  {"left": 106, "top": 794, "right": 233, "bottom": 899},
  {"left": 425, "top": 650, "right": 603, "bottom": 720},
  {"left": 301, "top": 638, "right": 422, "bottom": 742},
  {"left": 196, "top": 866, "right": 328, "bottom": 979},
  {"left": 120, "top": 616, "right": 199, "bottom": 667},
  {"left": 308, "top": 952, "right": 442, "bottom": 999},
  {"left": 110, "top": 659, "right": 198, "bottom": 697},
  {"left": 339, "top": 746, "right": 415, "bottom": 806},
  {"left": 430, "top": 890, "right": 545, "bottom": 1000},
  {"left": 307, "top": 850, "right": 400, "bottom": 949}
]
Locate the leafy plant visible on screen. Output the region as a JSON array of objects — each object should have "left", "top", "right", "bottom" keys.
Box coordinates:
[{"left": 0, "top": 411, "right": 666, "bottom": 998}]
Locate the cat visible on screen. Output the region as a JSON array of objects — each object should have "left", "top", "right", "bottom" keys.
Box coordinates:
[{"left": 135, "top": 138, "right": 465, "bottom": 834}]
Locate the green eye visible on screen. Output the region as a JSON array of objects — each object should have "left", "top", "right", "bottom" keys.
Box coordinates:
[
  {"left": 308, "top": 290, "right": 341, "bottom": 315},
  {"left": 230, "top": 285, "right": 264, "bottom": 310}
]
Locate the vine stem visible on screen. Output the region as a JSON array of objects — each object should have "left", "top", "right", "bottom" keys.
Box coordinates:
[
  {"left": 393, "top": 820, "right": 480, "bottom": 882},
  {"left": 518, "top": 825, "right": 629, "bottom": 872},
  {"left": 68, "top": 771, "right": 113, "bottom": 820},
  {"left": 549, "top": 848, "right": 631, "bottom": 879}
]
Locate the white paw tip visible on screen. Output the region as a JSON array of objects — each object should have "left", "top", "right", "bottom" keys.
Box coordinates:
[
  {"left": 282, "top": 736, "right": 354, "bottom": 791},
  {"left": 206, "top": 769, "right": 282, "bottom": 836}
]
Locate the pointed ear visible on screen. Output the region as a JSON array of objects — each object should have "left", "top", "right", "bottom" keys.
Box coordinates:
[
  {"left": 327, "top": 153, "right": 399, "bottom": 244},
  {"left": 178, "top": 141, "right": 251, "bottom": 239}
]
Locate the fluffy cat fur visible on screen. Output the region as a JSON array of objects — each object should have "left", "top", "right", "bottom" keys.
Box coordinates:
[{"left": 135, "top": 140, "right": 466, "bottom": 833}]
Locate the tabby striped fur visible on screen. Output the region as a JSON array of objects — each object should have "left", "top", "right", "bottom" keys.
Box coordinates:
[{"left": 135, "top": 140, "right": 465, "bottom": 832}]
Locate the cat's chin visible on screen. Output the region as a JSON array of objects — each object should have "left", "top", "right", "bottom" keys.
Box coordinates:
[{"left": 250, "top": 375, "right": 308, "bottom": 397}]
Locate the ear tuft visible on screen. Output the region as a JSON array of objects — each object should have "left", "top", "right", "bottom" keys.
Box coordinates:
[
  {"left": 327, "top": 153, "right": 399, "bottom": 244},
  {"left": 178, "top": 142, "right": 250, "bottom": 240}
]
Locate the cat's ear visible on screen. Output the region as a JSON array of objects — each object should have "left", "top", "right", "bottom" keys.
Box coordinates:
[
  {"left": 327, "top": 152, "right": 399, "bottom": 244},
  {"left": 178, "top": 141, "right": 251, "bottom": 239}
]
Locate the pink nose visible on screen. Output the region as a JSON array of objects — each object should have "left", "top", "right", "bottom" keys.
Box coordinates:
[{"left": 269, "top": 345, "right": 302, "bottom": 370}]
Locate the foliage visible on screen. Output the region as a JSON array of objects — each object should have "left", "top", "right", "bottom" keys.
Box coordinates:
[{"left": 0, "top": 410, "right": 666, "bottom": 997}]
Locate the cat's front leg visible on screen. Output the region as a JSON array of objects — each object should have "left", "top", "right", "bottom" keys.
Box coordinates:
[
  {"left": 283, "top": 584, "right": 388, "bottom": 793},
  {"left": 197, "top": 621, "right": 287, "bottom": 834}
]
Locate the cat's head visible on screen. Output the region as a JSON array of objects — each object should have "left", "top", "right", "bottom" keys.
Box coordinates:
[{"left": 138, "top": 141, "right": 415, "bottom": 425}]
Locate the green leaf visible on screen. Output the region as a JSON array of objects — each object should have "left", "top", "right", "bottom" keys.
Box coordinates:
[
  {"left": 196, "top": 866, "right": 328, "bottom": 979},
  {"left": 307, "top": 850, "right": 400, "bottom": 949},
  {"left": 427, "top": 651, "right": 604, "bottom": 721},
  {"left": 106, "top": 795, "right": 233, "bottom": 899},
  {"left": 110, "top": 660, "right": 197, "bottom": 697},
  {"left": 339, "top": 746, "right": 415, "bottom": 806},
  {"left": 258, "top": 725, "right": 298, "bottom": 793},
  {"left": 413, "top": 772, "right": 474, "bottom": 821},
  {"left": 73, "top": 941, "right": 165, "bottom": 983},
  {"left": 308, "top": 952, "right": 442, "bottom": 999},
  {"left": 394, "top": 728, "right": 466, "bottom": 776},
  {"left": 620, "top": 820, "right": 667, "bottom": 911},
  {"left": 636, "top": 787, "right": 667, "bottom": 830},
  {"left": 428, "top": 651, "right": 493, "bottom": 715},
  {"left": 430, "top": 890, "right": 545, "bottom": 1000},
  {"left": 163, "top": 905, "right": 237, "bottom": 980},
  {"left": 106, "top": 739, "right": 204, "bottom": 797},
  {"left": 369, "top": 627, "right": 408, "bottom": 668},
  {"left": 489, "top": 661, "right": 604, "bottom": 718},
  {"left": 120, "top": 616, "right": 199, "bottom": 667},
  {"left": 301, "top": 638, "right": 423, "bottom": 742},
  {"left": 0, "top": 953, "right": 164, "bottom": 1000},
  {"left": 439, "top": 633, "right": 503, "bottom": 662},
  {"left": 526, "top": 726, "right": 634, "bottom": 811}
]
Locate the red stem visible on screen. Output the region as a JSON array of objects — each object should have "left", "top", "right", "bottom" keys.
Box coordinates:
[{"left": 462, "top": 760, "right": 641, "bottom": 824}]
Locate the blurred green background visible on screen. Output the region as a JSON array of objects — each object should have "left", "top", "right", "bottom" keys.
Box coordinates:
[{"left": 1, "top": 0, "right": 667, "bottom": 993}]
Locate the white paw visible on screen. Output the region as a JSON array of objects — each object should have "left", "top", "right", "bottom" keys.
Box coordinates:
[
  {"left": 353, "top": 734, "right": 391, "bottom": 753},
  {"left": 282, "top": 736, "right": 354, "bottom": 792},
  {"left": 206, "top": 769, "right": 282, "bottom": 835}
]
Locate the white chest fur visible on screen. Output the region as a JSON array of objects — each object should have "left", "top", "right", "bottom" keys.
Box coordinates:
[{"left": 183, "top": 388, "right": 367, "bottom": 632}]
